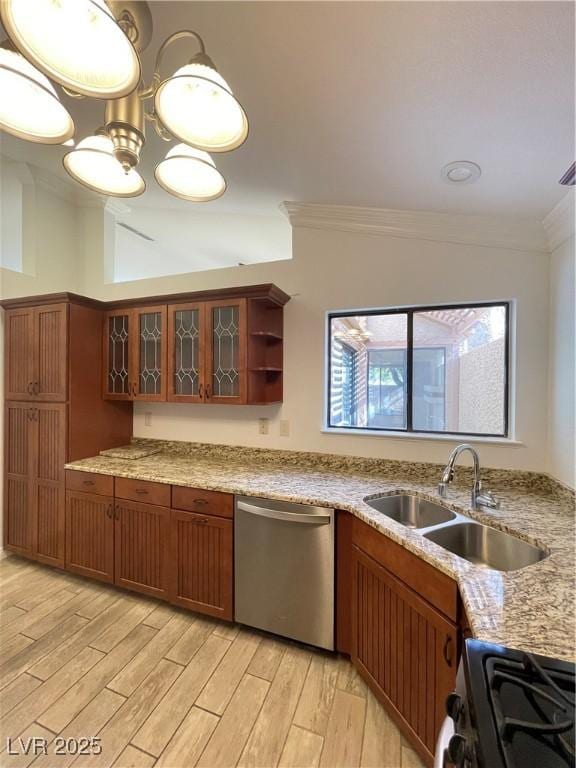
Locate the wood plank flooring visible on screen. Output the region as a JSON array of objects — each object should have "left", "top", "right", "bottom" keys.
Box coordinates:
[{"left": 0, "top": 554, "right": 424, "bottom": 768}]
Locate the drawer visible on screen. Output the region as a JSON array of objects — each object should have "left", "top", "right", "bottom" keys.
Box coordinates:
[
  {"left": 172, "top": 486, "right": 233, "bottom": 519},
  {"left": 66, "top": 470, "right": 114, "bottom": 497},
  {"left": 115, "top": 477, "right": 171, "bottom": 507}
]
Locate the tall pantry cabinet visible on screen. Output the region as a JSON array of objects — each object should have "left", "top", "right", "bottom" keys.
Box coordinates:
[{"left": 2, "top": 295, "right": 133, "bottom": 567}]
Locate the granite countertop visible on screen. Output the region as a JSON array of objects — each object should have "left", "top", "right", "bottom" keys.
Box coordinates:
[{"left": 66, "top": 440, "right": 576, "bottom": 662}]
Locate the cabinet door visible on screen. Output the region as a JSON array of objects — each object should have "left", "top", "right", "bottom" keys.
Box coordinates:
[
  {"left": 114, "top": 499, "right": 170, "bottom": 599},
  {"left": 167, "top": 303, "right": 205, "bottom": 402},
  {"left": 204, "top": 299, "right": 247, "bottom": 404},
  {"left": 103, "top": 310, "right": 133, "bottom": 400},
  {"left": 5, "top": 308, "right": 35, "bottom": 400},
  {"left": 66, "top": 491, "right": 114, "bottom": 582},
  {"left": 352, "top": 546, "right": 457, "bottom": 759},
  {"left": 132, "top": 306, "right": 167, "bottom": 401},
  {"left": 4, "top": 403, "right": 34, "bottom": 555},
  {"left": 170, "top": 509, "right": 233, "bottom": 620},
  {"left": 34, "top": 304, "right": 68, "bottom": 401},
  {"left": 31, "top": 404, "right": 67, "bottom": 567}
]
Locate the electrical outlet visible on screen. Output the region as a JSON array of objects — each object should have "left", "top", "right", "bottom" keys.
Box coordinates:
[
  {"left": 279, "top": 420, "right": 290, "bottom": 437},
  {"left": 144, "top": 412, "right": 152, "bottom": 427},
  {"left": 258, "top": 418, "right": 269, "bottom": 435}
]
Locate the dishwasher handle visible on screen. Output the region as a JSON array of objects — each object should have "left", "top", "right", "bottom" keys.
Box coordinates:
[{"left": 236, "top": 500, "right": 332, "bottom": 525}]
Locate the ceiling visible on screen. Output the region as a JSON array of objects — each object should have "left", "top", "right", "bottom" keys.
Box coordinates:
[{"left": 1, "top": 1, "right": 573, "bottom": 224}]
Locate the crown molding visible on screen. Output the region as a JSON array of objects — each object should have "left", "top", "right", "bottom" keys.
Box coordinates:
[
  {"left": 542, "top": 190, "right": 575, "bottom": 252},
  {"left": 280, "top": 202, "right": 549, "bottom": 253}
]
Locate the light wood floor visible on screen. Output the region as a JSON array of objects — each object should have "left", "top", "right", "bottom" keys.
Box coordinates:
[{"left": 0, "top": 554, "right": 424, "bottom": 768}]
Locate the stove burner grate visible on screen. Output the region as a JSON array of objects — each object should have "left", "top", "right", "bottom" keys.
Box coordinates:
[{"left": 486, "top": 651, "right": 575, "bottom": 768}]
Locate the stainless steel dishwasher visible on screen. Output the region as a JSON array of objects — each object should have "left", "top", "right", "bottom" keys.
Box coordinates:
[{"left": 235, "top": 496, "right": 335, "bottom": 650}]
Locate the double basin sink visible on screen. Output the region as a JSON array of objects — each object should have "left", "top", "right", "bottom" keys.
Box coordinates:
[{"left": 364, "top": 493, "right": 546, "bottom": 572}]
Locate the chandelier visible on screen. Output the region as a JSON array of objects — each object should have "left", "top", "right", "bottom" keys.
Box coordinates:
[{"left": 0, "top": 0, "right": 248, "bottom": 201}]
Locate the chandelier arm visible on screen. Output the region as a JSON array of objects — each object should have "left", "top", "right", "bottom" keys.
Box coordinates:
[
  {"left": 62, "top": 86, "right": 86, "bottom": 100},
  {"left": 144, "top": 110, "right": 172, "bottom": 142},
  {"left": 140, "top": 29, "right": 206, "bottom": 95}
]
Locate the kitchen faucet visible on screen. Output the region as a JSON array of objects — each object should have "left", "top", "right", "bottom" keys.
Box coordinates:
[{"left": 438, "top": 444, "right": 500, "bottom": 510}]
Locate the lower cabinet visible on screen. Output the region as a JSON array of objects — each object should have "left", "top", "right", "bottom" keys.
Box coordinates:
[
  {"left": 170, "top": 509, "right": 233, "bottom": 620},
  {"left": 114, "top": 498, "right": 171, "bottom": 599},
  {"left": 65, "top": 490, "right": 114, "bottom": 583},
  {"left": 64, "top": 474, "right": 234, "bottom": 621}
]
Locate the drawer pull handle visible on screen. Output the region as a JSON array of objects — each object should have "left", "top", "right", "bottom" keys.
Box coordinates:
[
  {"left": 114, "top": 505, "right": 120, "bottom": 520},
  {"left": 27, "top": 382, "right": 33, "bottom": 395},
  {"left": 195, "top": 517, "right": 209, "bottom": 524},
  {"left": 135, "top": 488, "right": 148, "bottom": 495},
  {"left": 199, "top": 383, "right": 204, "bottom": 399},
  {"left": 106, "top": 504, "right": 113, "bottom": 519},
  {"left": 83, "top": 480, "right": 95, "bottom": 486},
  {"left": 193, "top": 499, "right": 208, "bottom": 505},
  {"left": 443, "top": 635, "right": 453, "bottom": 667}
]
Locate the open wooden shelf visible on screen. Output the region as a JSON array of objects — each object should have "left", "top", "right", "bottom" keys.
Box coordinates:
[
  {"left": 250, "top": 331, "right": 283, "bottom": 340},
  {"left": 249, "top": 366, "right": 282, "bottom": 372}
]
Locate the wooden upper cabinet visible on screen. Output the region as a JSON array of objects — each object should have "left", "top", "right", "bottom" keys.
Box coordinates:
[
  {"left": 167, "top": 298, "right": 251, "bottom": 404},
  {"left": 103, "top": 307, "right": 167, "bottom": 401},
  {"left": 35, "top": 304, "right": 68, "bottom": 401},
  {"left": 103, "top": 309, "right": 133, "bottom": 400},
  {"left": 205, "top": 299, "right": 247, "bottom": 404},
  {"left": 5, "top": 304, "right": 67, "bottom": 402},
  {"left": 132, "top": 306, "right": 167, "bottom": 401},
  {"left": 166, "top": 292, "right": 286, "bottom": 405},
  {"left": 5, "top": 308, "right": 34, "bottom": 400},
  {"left": 167, "top": 303, "right": 205, "bottom": 403}
]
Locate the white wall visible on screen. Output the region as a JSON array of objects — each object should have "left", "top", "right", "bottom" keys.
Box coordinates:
[
  {"left": 0, "top": 178, "right": 558, "bottom": 476},
  {"left": 94, "top": 225, "right": 550, "bottom": 473},
  {"left": 547, "top": 235, "right": 575, "bottom": 488}
]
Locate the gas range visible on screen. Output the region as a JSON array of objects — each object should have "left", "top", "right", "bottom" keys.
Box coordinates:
[{"left": 436, "top": 639, "right": 575, "bottom": 768}]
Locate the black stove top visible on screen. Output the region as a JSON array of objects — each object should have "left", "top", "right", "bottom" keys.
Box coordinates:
[{"left": 463, "top": 640, "right": 575, "bottom": 768}]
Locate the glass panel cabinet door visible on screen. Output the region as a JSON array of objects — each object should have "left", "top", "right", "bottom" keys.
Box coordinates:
[
  {"left": 205, "top": 300, "right": 247, "bottom": 404},
  {"left": 167, "top": 304, "right": 205, "bottom": 402},
  {"left": 104, "top": 311, "right": 132, "bottom": 399},
  {"left": 133, "top": 306, "right": 167, "bottom": 401}
]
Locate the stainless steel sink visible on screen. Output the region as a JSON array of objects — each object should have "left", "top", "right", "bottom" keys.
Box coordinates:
[
  {"left": 364, "top": 494, "right": 457, "bottom": 529},
  {"left": 424, "top": 522, "right": 546, "bottom": 571}
]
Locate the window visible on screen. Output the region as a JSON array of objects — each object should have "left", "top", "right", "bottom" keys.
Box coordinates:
[{"left": 328, "top": 302, "right": 509, "bottom": 437}]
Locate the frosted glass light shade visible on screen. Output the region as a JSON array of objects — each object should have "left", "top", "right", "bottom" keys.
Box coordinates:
[
  {"left": 0, "top": 0, "right": 140, "bottom": 98},
  {"left": 155, "top": 63, "right": 248, "bottom": 152},
  {"left": 63, "top": 134, "right": 145, "bottom": 197},
  {"left": 155, "top": 144, "right": 226, "bottom": 202},
  {"left": 0, "top": 46, "right": 74, "bottom": 143}
]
